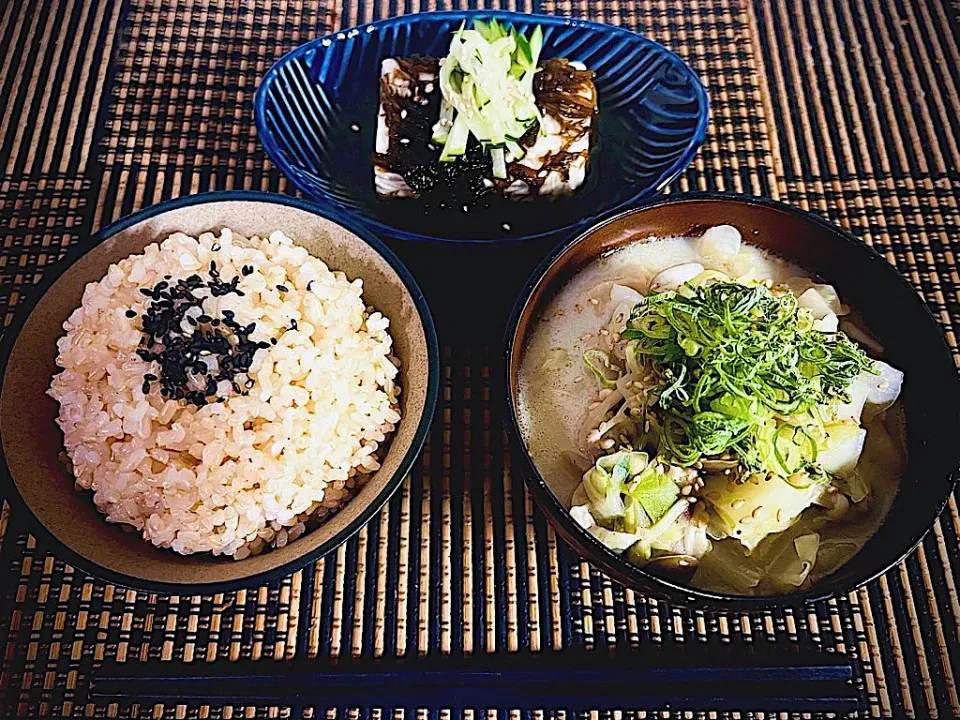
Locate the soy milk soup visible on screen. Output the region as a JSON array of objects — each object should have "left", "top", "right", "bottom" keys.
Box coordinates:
[{"left": 517, "top": 228, "right": 906, "bottom": 595}]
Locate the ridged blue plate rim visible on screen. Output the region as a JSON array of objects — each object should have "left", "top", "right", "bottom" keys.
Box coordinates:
[{"left": 255, "top": 10, "right": 710, "bottom": 244}]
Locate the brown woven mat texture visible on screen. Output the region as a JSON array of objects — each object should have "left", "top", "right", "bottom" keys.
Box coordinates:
[{"left": 1, "top": 0, "right": 960, "bottom": 718}]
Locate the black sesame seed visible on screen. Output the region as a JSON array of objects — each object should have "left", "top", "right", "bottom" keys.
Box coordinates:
[
  {"left": 290, "top": 319, "right": 298, "bottom": 330},
  {"left": 242, "top": 265, "right": 253, "bottom": 276},
  {"left": 212, "top": 243, "right": 221, "bottom": 252},
  {"left": 245, "top": 379, "right": 255, "bottom": 389},
  {"left": 134, "top": 272, "right": 270, "bottom": 407},
  {"left": 270, "top": 338, "right": 277, "bottom": 345},
  {"left": 142, "top": 381, "right": 150, "bottom": 394},
  {"left": 125, "top": 310, "right": 137, "bottom": 318},
  {"left": 276, "top": 285, "right": 289, "bottom": 293},
  {"left": 307, "top": 281, "right": 314, "bottom": 291},
  {"left": 139, "top": 288, "right": 154, "bottom": 297},
  {"left": 164, "top": 275, "right": 172, "bottom": 280}
]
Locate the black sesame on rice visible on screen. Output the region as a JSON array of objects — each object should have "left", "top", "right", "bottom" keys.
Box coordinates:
[{"left": 134, "top": 272, "right": 276, "bottom": 406}]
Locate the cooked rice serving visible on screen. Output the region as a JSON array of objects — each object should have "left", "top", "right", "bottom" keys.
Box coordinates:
[{"left": 48, "top": 228, "right": 401, "bottom": 558}]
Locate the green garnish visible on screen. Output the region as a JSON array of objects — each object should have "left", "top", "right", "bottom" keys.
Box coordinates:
[
  {"left": 433, "top": 20, "right": 544, "bottom": 177},
  {"left": 623, "top": 281, "right": 876, "bottom": 470},
  {"left": 583, "top": 348, "right": 620, "bottom": 388}
]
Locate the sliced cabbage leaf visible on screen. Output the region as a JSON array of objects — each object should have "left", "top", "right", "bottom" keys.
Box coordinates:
[
  {"left": 589, "top": 526, "right": 641, "bottom": 552},
  {"left": 581, "top": 464, "right": 625, "bottom": 522},
  {"left": 839, "top": 470, "right": 870, "bottom": 504},
  {"left": 625, "top": 464, "right": 680, "bottom": 524},
  {"left": 863, "top": 360, "right": 903, "bottom": 419},
  {"left": 701, "top": 472, "right": 826, "bottom": 552},
  {"left": 597, "top": 450, "right": 649, "bottom": 476},
  {"left": 570, "top": 505, "right": 595, "bottom": 529},
  {"left": 813, "top": 313, "right": 839, "bottom": 333},
  {"left": 832, "top": 375, "right": 871, "bottom": 422},
  {"left": 610, "top": 283, "right": 643, "bottom": 306},
  {"left": 698, "top": 225, "right": 742, "bottom": 259},
  {"left": 625, "top": 499, "right": 692, "bottom": 564},
  {"left": 608, "top": 284, "right": 644, "bottom": 332},
  {"left": 648, "top": 263, "right": 704, "bottom": 293},
  {"left": 767, "top": 533, "right": 820, "bottom": 589},
  {"left": 797, "top": 284, "right": 845, "bottom": 318},
  {"left": 832, "top": 360, "right": 901, "bottom": 423},
  {"left": 692, "top": 536, "right": 763, "bottom": 590},
  {"left": 818, "top": 423, "right": 866, "bottom": 478},
  {"left": 579, "top": 451, "right": 649, "bottom": 523},
  {"left": 619, "top": 495, "right": 652, "bottom": 533}
]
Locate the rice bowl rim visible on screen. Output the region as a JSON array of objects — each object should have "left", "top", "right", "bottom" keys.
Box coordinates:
[{"left": 0, "top": 190, "right": 439, "bottom": 594}]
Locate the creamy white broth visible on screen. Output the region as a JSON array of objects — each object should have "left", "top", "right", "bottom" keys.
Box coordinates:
[{"left": 517, "top": 234, "right": 906, "bottom": 595}]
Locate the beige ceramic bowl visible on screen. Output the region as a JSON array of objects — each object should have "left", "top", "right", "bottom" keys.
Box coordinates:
[{"left": 0, "top": 192, "right": 438, "bottom": 593}]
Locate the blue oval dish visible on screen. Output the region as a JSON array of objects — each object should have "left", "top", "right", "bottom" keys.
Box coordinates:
[{"left": 256, "top": 11, "right": 709, "bottom": 243}]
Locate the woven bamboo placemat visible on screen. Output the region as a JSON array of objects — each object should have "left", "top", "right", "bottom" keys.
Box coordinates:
[{"left": 1, "top": 0, "right": 959, "bottom": 717}]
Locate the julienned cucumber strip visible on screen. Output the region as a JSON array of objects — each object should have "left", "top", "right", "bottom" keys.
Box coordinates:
[
  {"left": 439, "top": 112, "right": 470, "bottom": 161},
  {"left": 432, "top": 20, "right": 544, "bottom": 173},
  {"left": 491, "top": 147, "right": 507, "bottom": 179}
]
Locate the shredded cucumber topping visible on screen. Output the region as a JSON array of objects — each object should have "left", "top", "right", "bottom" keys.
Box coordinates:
[
  {"left": 622, "top": 281, "right": 877, "bottom": 470},
  {"left": 433, "top": 20, "right": 544, "bottom": 178}
]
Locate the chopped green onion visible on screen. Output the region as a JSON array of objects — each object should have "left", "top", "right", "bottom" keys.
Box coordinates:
[
  {"left": 626, "top": 281, "right": 876, "bottom": 471},
  {"left": 583, "top": 348, "right": 620, "bottom": 388}
]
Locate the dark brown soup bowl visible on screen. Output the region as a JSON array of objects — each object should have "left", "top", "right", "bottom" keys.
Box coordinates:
[
  {"left": 505, "top": 194, "right": 960, "bottom": 610},
  {"left": 0, "top": 191, "right": 438, "bottom": 594}
]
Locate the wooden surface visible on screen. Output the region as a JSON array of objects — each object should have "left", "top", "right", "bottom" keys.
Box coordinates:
[{"left": 2, "top": 0, "right": 960, "bottom": 717}]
